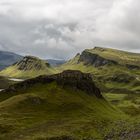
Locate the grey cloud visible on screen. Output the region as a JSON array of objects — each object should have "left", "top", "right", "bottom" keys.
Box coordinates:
[{"left": 0, "top": 0, "right": 140, "bottom": 60}]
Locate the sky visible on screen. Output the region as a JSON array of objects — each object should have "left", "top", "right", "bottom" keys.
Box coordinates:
[{"left": 0, "top": 0, "right": 140, "bottom": 60}]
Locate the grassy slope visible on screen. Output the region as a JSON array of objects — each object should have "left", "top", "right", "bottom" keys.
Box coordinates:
[
  {"left": 0, "top": 82, "right": 128, "bottom": 140},
  {"left": 59, "top": 48, "right": 140, "bottom": 94},
  {"left": 0, "top": 65, "right": 57, "bottom": 79},
  {"left": 104, "top": 93, "right": 140, "bottom": 116},
  {"left": 0, "top": 58, "right": 58, "bottom": 79},
  {"left": 87, "top": 47, "right": 140, "bottom": 66},
  {"left": 58, "top": 48, "right": 140, "bottom": 119}
]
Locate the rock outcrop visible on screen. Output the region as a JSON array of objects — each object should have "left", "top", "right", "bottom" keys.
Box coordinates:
[
  {"left": 78, "top": 51, "right": 118, "bottom": 67},
  {"left": 14, "top": 56, "right": 50, "bottom": 71},
  {"left": 3, "top": 70, "right": 103, "bottom": 98}
]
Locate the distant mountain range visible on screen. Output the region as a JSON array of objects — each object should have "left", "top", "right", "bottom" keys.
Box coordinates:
[
  {"left": 0, "top": 47, "right": 140, "bottom": 93},
  {"left": 0, "top": 50, "right": 66, "bottom": 70},
  {"left": 0, "top": 51, "right": 23, "bottom": 70}
]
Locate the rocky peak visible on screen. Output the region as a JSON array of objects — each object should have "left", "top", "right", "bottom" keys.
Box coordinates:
[
  {"left": 15, "top": 56, "right": 50, "bottom": 71},
  {"left": 78, "top": 50, "right": 117, "bottom": 67},
  {"left": 3, "top": 70, "right": 103, "bottom": 98}
]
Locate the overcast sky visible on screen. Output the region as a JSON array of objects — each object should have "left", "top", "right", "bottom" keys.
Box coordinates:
[{"left": 0, "top": 0, "right": 140, "bottom": 59}]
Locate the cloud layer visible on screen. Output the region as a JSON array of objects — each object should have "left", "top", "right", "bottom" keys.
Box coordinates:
[{"left": 0, "top": 0, "right": 140, "bottom": 59}]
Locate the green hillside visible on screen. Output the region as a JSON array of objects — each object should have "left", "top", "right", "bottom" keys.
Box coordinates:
[
  {"left": 59, "top": 47, "right": 140, "bottom": 94},
  {"left": 58, "top": 47, "right": 140, "bottom": 118},
  {"left": 86, "top": 47, "right": 140, "bottom": 67},
  {"left": 0, "top": 56, "right": 57, "bottom": 79},
  {"left": 0, "top": 70, "right": 139, "bottom": 140}
]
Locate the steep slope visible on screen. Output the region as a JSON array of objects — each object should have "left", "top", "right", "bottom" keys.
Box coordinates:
[
  {"left": 0, "top": 70, "right": 128, "bottom": 140},
  {"left": 0, "top": 51, "right": 23, "bottom": 70},
  {"left": 78, "top": 47, "right": 140, "bottom": 68},
  {"left": 60, "top": 47, "right": 140, "bottom": 94},
  {"left": 0, "top": 56, "right": 57, "bottom": 79}
]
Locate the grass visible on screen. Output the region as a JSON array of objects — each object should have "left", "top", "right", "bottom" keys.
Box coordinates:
[
  {"left": 87, "top": 47, "right": 140, "bottom": 66},
  {"left": 58, "top": 47, "right": 140, "bottom": 94},
  {"left": 0, "top": 63, "right": 58, "bottom": 79},
  {"left": 0, "top": 82, "right": 134, "bottom": 140},
  {"left": 0, "top": 47, "right": 140, "bottom": 139},
  {"left": 58, "top": 60, "right": 140, "bottom": 94},
  {"left": 104, "top": 93, "right": 140, "bottom": 116}
]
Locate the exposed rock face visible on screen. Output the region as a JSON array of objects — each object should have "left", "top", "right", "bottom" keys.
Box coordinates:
[
  {"left": 15, "top": 56, "right": 50, "bottom": 71},
  {"left": 78, "top": 51, "right": 117, "bottom": 67},
  {"left": 3, "top": 70, "right": 103, "bottom": 98}
]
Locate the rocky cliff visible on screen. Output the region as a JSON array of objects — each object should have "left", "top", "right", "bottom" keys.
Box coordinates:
[
  {"left": 14, "top": 56, "right": 50, "bottom": 71},
  {"left": 78, "top": 50, "right": 118, "bottom": 67},
  {"left": 3, "top": 70, "right": 102, "bottom": 98}
]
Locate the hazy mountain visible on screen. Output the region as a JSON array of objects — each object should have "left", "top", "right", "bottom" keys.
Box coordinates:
[
  {"left": 0, "top": 51, "right": 23, "bottom": 70},
  {"left": 47, "top": 59, "right": 66, "bottom": 66}
]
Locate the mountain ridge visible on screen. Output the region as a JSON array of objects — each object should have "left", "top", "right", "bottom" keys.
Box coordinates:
[
  {"left": 2, "top": 70, "right": 102, "bottom": 99},
  {"left": 59, "top": 47, "right": 140, "bottom": 94},
  {"left": 0, "top": 50, "right": 23, "bottom": 70}
]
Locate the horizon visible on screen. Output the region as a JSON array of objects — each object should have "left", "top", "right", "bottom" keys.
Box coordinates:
[{"left": 0, "top": 46, "right": 140, "bottom": 60}]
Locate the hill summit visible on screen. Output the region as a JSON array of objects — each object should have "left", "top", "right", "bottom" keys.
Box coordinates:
[
  {"left": 15, "top": 56, "right": 50, "bottom": 71},
  {"left": 0, "top": 56, "right": 56, "bottom": 78},
  {"left": 80, "top": 47, "right": 140, "bottom": 68}
]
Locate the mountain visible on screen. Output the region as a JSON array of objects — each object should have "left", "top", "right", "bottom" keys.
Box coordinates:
[
  {"left": 47, "top": 59, "right": 66, "bottom": 66},
  {"left": 60, "top": 47, "right": 140, "bottom": 94},
  {"left": 0, "top": 70, "right": 134, "bottom": 140},
  {"left": 0, "top": 56, "right": 57, "bottom": 79},
  {"left": 0, "top": 51, "right": 23, "bottom": 70},
  {"left": 79, "top": 47, "right": 140, "bottom": 68}
]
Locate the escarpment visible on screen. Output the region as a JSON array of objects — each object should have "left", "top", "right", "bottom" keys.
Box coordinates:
[
  {"left": 78, "top": 51, "right": 118, "bottom": 67},
  {"left": 2, "top": 70, "right": 103, "bottom": 98}
]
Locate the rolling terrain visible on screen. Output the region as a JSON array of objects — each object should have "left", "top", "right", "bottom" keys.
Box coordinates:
[
  {"left": 59, "top": 47, "right": 140, "bottom": 94},
  {"left": 0, "top": 47, "right": 140, "bottom": 117},
  {"left": 58, "top": 47, "right": 140, "bottom": 117},
  {"left": 0, "top": 70, "right": 133, "bottom": 140},
  {"left": 0, "top": 47, "right": 140, "bottom": 139}
]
